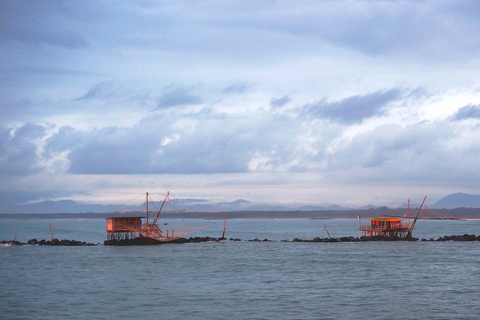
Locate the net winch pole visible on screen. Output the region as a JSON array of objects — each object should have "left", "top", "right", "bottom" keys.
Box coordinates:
[
  {"left": 408, "top": 199, "right": 410, "bottom": 230},
  {"left": 407, "top": 196, "right": 427, "bottom": 238},
  {"left": 152, "top": 192, "right": 169, "bottom": 226},
  {"left": 324, "top": 225, "right": 332, "bottom": 239}
]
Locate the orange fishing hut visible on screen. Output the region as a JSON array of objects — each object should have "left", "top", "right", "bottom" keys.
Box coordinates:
[
  {"left": 105, "top": 192, "right": 212, "bottom": 243},
  {"left": 106, "top": 216, "right": 145, "bottom": 241},
  {"left": 359, "top": 217, "right": 409, "bottom": 238},
  {"left": 359, "top": 196, "right": 427, "bottom": 238}
]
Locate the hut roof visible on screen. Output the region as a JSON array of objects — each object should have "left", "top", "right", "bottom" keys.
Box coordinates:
[
  {"left": 369, "top": 217, "right": 402, "bottom": 222},
  {"left": 106, "top": 216, "right": 143, "bottom": 220}
]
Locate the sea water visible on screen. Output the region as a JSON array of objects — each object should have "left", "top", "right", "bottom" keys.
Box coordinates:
[{"left": 1, "top": 218, "right": 480, "bottom": 320}]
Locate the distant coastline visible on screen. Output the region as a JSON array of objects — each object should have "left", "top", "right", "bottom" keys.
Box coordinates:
[{"left": 2, "top": 207, "right": 480, "bottom": 220}]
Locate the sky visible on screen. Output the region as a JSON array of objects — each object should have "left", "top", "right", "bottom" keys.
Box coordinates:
[{"left": 1, "top": 0, "right": 480, "bottom": 211}]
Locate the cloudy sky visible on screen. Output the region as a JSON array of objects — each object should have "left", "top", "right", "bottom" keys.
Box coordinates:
[{"left": 1, "top": 0, "right": 480, "bottom": 211}]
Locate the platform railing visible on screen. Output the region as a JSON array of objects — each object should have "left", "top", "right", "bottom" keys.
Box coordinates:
[{"left": 359, "top": 224, "right": 408, "bottom": 232}]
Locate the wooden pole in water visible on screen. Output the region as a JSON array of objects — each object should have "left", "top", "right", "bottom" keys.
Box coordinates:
[
  {"left": 49, "top": 223, "right": 53, "bottom": 240},
  {"left": 222, "top": 212, "right": 228, "bottom": 239},
  {"left": 13, "top": 230, "right": 19, "bottom": 241}
]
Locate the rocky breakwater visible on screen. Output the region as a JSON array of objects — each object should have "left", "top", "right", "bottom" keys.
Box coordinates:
[
  {"left": 289, "top": 235, "right": 419, "bottom": 242},
  {"left": 422, "top": 234, "right": 479, "bottom": 241},
  {"left": 104, "top": 234, "right": 480, "bottom": 245},
  {"left": 1, "top": 238, "right": 96, "bottom": 246},
  {"left": 104, "top": 236, "right": 241, "bottom": 246}
]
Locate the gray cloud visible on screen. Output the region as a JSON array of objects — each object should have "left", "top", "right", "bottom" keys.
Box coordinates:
[
  {"left": 450, "top": 104, "right": 480, "bottom": 121},
  {"left": 0, "top": 190, "right": 74, "bottom": 206},
  {"left": 323, "top": 120, "right": 480, "bottom": 187},
  {"left": 250, "top": 1, "right": 480, "bottom": 59},
  {"left": 65, "top": 119, "right": 250, "bottom": 174},
  {"left": 1, "top": 1, "right": 479, "bottom": 208},
  {"left": 222, "top": 82, "right": 249, "bottom": 95},
  {"left": 2, "top": 1, "right": 479, "bottom": 67},
  {"left": 0, "top": 1, "right": 90, "bottom": 49},
  {"left": 304, "top": 89, "right": 402, "bottom": 124},
  {"left": 44, "top": 126, "right": 84, "bottom": 158},
  {"left": 270, "top": 95, "right": 291, "bottom": 108},
  {"left": 157, "top": 87, "right": 202, "bottom": 108},
  {"left": 54, "top": 110, "right": 327, "bottom": 175},
  {"left": 76, "top": 81, "right": 117, "bottom": 100},
  {"left": 0, "top": 123, "right": 45, "bottom": 175}
]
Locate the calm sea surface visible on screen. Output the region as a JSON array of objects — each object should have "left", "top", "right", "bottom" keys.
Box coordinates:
[{"left": 1, "top": 218, "right": 480, "bottom": 320}]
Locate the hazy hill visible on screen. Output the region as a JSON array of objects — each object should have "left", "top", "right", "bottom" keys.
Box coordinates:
[
  {"left": 0, "top": 198, "right": 253, "bottom": 214},
  {"left": 431, "top": 193, "right": 480, "bottom": 209}
]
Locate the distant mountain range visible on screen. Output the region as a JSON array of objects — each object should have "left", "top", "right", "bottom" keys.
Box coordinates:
[
  {"left": 1, "top": 192, "right": 479, "bottom": 214},
  {"left": 0, "top": 198, "right": 354, "bottom": 214}
]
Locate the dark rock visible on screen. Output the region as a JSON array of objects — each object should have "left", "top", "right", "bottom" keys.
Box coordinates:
[{"left": 339, "top": 236, "right": 355, "bottom": 242}]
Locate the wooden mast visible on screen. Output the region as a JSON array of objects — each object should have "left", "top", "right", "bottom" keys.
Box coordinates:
[
  {"left": 407, "top": 199, "right": 410, "bottom": 230},
  {"left": 146, "top": 192, "right": 149, "bottom": 237}
]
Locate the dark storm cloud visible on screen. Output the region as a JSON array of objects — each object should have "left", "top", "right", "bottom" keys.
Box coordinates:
[
  {"left": 304, "top": 89, "right": 402, "bottom": 124},
  {"left": 0, "top": 123, "right": 45, "bottom": 175},
  {"left": 449, "top": 104, "right": 480, "bottom": 121},
  {"left": 157, "top": 87, "right": 203, "bottom": 108},
  {"left": 270, "top": 95, "right": 291, "bottom": 108}
]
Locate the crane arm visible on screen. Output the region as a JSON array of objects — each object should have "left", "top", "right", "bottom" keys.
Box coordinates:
[
  {"left": 152, "top": 192, "right": 169, "bottom": 226},
  {"left": 153, "top": 191, "right": 170, "bottom": 224},
  {"left": 407, "top": 196, "right": 427, "bottom": 238}
]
